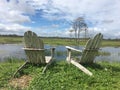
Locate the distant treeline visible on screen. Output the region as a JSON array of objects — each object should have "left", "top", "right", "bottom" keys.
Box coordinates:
[
  {"left": 0, "top": 34, "right": 119, "bottom": 41},
  {"left": 40, "top": 37, "right": 120, "bottom": 41},
  {"left": 104, "top": 38, "right": 120, "bottom": 41},
  {"left": 0, "top": 34, "right": 23, "bottom": 37}
]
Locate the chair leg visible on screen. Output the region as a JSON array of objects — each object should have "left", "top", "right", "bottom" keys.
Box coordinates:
[
  {"left": 13, "top": 61, "right": 29, "bottom": 78},
  {"left": 42, "top": 59, "right": 54, "bottom": 74},
  {"left": 71, "top": 60, "right": 93, "bottom": 76}
]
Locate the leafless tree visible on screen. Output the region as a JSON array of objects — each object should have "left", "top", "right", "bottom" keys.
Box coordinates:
[{"left": 72, "top": 17, "right": 88, "bottom": 44}]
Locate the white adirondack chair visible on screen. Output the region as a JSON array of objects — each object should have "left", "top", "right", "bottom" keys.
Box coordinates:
[
  {"left": 23, "top": 31, "right": 55, "bottom": 65},
  {"left": 66, "top": 33, "right": 103, "bottom": 76},
  {"left": 13, "top": 31, "right": 55, "bottom": 77}
]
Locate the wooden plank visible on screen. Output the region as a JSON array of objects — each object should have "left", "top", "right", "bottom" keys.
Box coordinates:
[
  {"left": 45, "top": 56, "right": 52, "bottom": 63},
  {"left": 96, "top": 34, "right": 103, "bottom": 49},
  {"left": 23, "top": 48, "right": 45, "bottom": 51},
  {"left": 91, "top": 33, "right": 100, "bottom": 49},
  {"left": 70, "top": 59, "right": 93, "bottom": 76},
  {"left": 67, "top": 49, "right": 71, "bottom": 63},
  {"left": 42, "top": 58, "right": 54, "bottom": 74},
  {"left": 66, "top": 46, "right": 82, "bottom": 52},
  {"left": 38, "top": 38, "right": 44, "bottom": 49},
  {"left": 80, "top": 39, "right": 92, "bottom": 63}
]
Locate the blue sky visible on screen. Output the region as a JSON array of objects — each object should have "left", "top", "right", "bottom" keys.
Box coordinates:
[{"left": 0, "top": 0, "right": 120, "bottom": 38}]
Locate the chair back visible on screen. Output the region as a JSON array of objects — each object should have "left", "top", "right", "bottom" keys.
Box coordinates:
[
  {"left": 24, "top": 31, "right": 45, "bottom": 64},
  {"left": 80, "top": 33, "right": 103, "bottom": 64}
]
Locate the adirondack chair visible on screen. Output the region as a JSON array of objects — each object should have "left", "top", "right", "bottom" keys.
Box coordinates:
[
  {"left": 66, "top": 33, "right": 103, "bottom": 76},
  {"left": 23, "top": 31, "right": 55, "bottom": 65},
  {"left": 13, "top": 31, "right": 55, "bottom": 77}
]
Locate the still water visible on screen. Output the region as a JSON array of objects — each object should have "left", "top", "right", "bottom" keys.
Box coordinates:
[{"left": 0, "top": 44, "right": 120, "bottom": 62}]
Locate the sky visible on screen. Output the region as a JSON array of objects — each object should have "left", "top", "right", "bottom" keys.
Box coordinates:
[{"left": 0, "top": 0, "right": 120, "bottom": 39}]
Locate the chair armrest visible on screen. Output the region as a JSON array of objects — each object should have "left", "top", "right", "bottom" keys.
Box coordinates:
[
  {"left": 23, "top": 47, "right": 55, "bottom": 58},
  {"left": 65, "top": 46, "right": 82, "bottom": 63},
  {"left": 22, "top": 48, "right": 45, "bottom": 51},
  {"left": 65, "top": 46, "right": 82, "bottom": 52}
]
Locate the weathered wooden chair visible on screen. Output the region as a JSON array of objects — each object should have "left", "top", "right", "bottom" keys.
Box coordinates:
[
  {"left": 66, "top": 33, "right": 103, "bottom": 76},
  {"left": 13, "top": 31, "right": 55, "bottom": 77}
]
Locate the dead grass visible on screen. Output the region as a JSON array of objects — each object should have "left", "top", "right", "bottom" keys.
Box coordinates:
[{"left": 9, "top": 75, "right": 32, "bottom": 89}]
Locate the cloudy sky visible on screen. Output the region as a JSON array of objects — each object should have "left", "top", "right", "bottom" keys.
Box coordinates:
[{"left": 0, "top": 0, "right": 120, "bottom": 38}]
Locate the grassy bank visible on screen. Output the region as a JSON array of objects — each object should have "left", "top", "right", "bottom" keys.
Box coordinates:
[
  {"left": 43, "top": 38, "right": 120, "bottom": 47},
  {"left": 0, "top": 36, "right": 120, "bottom": 47},
  {"left": 0, "top": 36, "right": 22, "bottom": 44},
  {"left": 0, "top": 58, "right": 120, "bottom": 90}
]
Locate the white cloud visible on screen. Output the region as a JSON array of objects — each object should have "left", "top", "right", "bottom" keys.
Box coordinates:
[
  {"left": 29, "top": 0, "right": 120, "bottom": 38},
  {"left": 0, "top": 0, "right": 35, "bottom": 24},
  {"left": 0, "top": 0, "right": 35, "bottom": 35},
  {"left": 0, "top": 10, "right": 31, "bottom": 24},
  {"left": 32, "top": 27, "right": 69, "bottom": 37},
  {"left": 0, "top": 0, "right": 120, "bottom": 38},
  {"left": 0, "top": 23, "right": 31, "bottom": 35}
]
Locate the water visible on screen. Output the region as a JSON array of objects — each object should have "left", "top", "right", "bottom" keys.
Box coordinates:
[
  {"left": 0, "top": 44, "right": 120, "bottom": 62},
  {"left": 0, "top": 44, "right": 26, "bottom": 61},
  {"left": 95, "top": 47, "right": 120, "bottom": 62}
]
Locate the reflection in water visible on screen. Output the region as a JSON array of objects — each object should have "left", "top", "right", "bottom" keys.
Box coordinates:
[
  {"left": 0, "top": 44, "right": 120, "bottom": 62},
  {"left": 0, "top": 44, "right": 26, "bottom": 61},
  {"left": 95, "top": 47, "right": 120, "bottom": 62}
]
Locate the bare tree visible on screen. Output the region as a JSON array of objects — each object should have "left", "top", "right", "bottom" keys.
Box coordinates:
[{"left": 72, "top": 17, "right": 88, "bottom": 44}]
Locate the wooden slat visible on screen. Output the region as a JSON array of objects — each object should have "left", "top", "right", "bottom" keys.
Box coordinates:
[
  {"left": 80, "top": 39, "right": 92, "bottom": 63},
  {"left": 70, "top": 59, "right": 93, "bottom": 76},
  {"left": 23, "top": 48, "right": 45, "bottom": 51},
  {"left": 66, "top": 46, "right": 82, "bottom": 52},
  {"left": 45, "top": 56, "right": 52, "bottom": 63}
]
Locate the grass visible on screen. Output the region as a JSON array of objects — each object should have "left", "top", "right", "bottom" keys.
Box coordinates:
[
  {"left": 102, "top": 40, "right": 120, "bottom": 47},
  {"left": 0, "top": 58, "right": 120, "bottom": 90},
  {"left": 0, "top": 58, "right": 24, "bottom": 89},
  {"left": 98, "top": 51, "right": 111, "bottom": 56},
  {"left": 0, "top": 36, "right": 120, "bottom": 47},
  {"left": 43, "top": 38, "right": 120, "bottom": 47},
  {"left": 0, "top": 36, "right": 22, "bottom": 44}
]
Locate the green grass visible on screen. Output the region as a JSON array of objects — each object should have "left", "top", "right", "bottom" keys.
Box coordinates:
[
  {"left": 102, "top": 40, "right": 120, "bottom": 47},
  {"left": 0, "top": 58, "right": 24, "bottom": 89},
  {"left": 0, "top": 58, "right": 120, "bottom": 90},
  {"left": 0, "top": 36, "right": 22, "bottom": 44},
  {"left": 43, "top": 38, "right": 88, "bottom": 46},
  {"left": 98, "top": 51, "right": 111, "bottom": 56},
  {"left": 0, "top": 36, "right": 120, "bottom": 47},
  {"left": 43, "top": 38, "right": 120, "bottom": 47}
]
